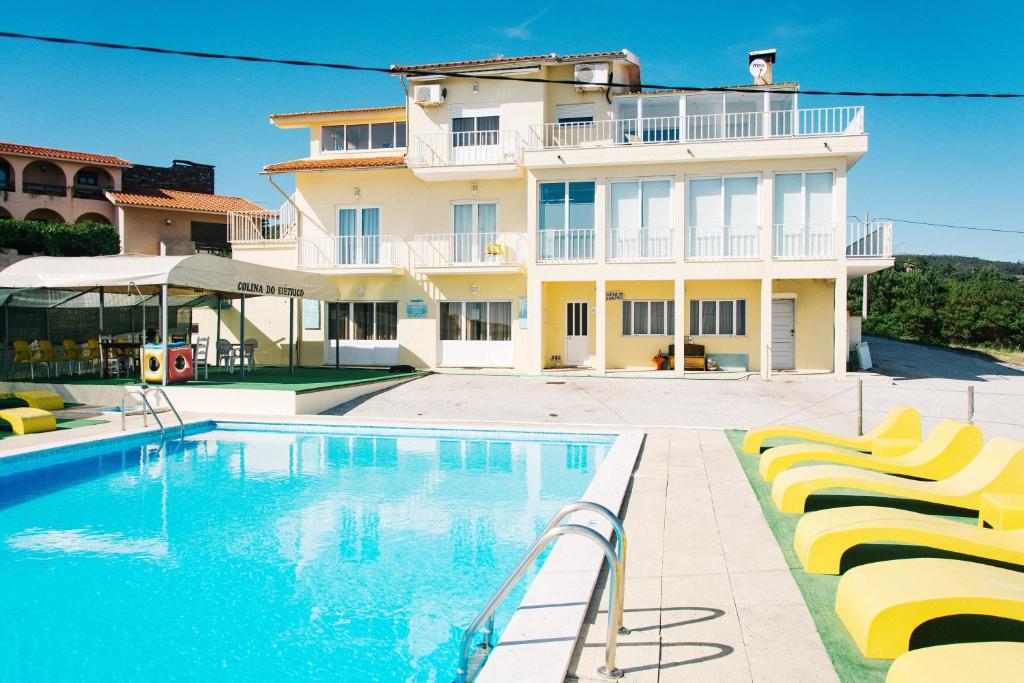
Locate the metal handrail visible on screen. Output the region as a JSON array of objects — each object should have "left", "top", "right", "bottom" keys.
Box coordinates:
[
  {"left": 455, "top": 503, "right": 628, "bottom": 682},
  {"left": 146, "top": 387, "right": 185, "bottom": 439},
  {"left": 120, "top": 389, "right": 165, "bottom": 433}
]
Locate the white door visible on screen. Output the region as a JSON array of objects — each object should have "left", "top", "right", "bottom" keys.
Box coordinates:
[
  {"left": 771, "top": 299, "right": 795, "bottom": 370},
  {"left": 565, "top": 301, "right": 590, "bottom": 366}
]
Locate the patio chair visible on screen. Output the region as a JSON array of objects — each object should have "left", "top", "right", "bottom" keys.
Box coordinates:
[
  {"left": 79, "top": 339, "right": 101, "bottom": 375},
  {"left": 194, "top": 336, "right": 210, "bottom": 379},
  {"left": 758, "top": 420, "right": 982, "bottom": 482},
  {"left": 770, "top": 437, "right": 1024, "bottom": 513},
  {"left": 793, "top": 505, "right": 1024, "bottom": 575},
  {"left": 835, "top": 558, "right": 1024, "bottom": 658},
  {"left": 215, "top": 339, "right": 233, "bottom": 368},
  {"left": 886, "top": 642, "right": 1024, "bottom": 683},
  {"left": 61, "top": 339, "right": 84, "bottom": 375},
  {"left": 10, "top": 340, "right": 36, "bottom": 379},
  {"left": 242, "top": 338, "right": 258, "bottom": 369},
  {"left": 32, "top": 340, "right": 57, "bottom": 377},
  {"left": 742, "top": 406, "right": 922, "bottom": 455}
]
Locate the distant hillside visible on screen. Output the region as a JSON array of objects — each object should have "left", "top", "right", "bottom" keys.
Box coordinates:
[{"left": 894, "top": 254, "right": 1024, "bottom": 277}]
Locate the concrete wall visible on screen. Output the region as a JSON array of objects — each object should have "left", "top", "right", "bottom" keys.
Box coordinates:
[
  {"left": 118, "top": 206, "right": 227, "bottom": 255},
  {"left": 0, "top": 154, "right": 120, "bottom": 224},
  {"left": 773, "top": 278, "right": 836, "bottom": 371}
]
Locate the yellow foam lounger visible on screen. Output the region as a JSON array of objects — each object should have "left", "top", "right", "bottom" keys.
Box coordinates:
[
  {"left": 771, "top": 437, "right": 1024, "bottom": 514},
  {"left": 742, "top": 406, "right": 921, "bottom": 455},
  {"left": 11, "top": 390, "right": 65, "bottom": 411},
  {"left": 759, "top": 420, "right": 982, "bottom": 483},
  {"left": 886, "top": 642, "right": 1024, "bottom": 682},
  {"left": 794, "top": 506, "right": 1024, "bottom": 575},
  {"left": 835, "top": 558, "right": 1024, "bottom": 659},
  {"left": 0, "top": 407, "right": 57, "bottom": 435}
]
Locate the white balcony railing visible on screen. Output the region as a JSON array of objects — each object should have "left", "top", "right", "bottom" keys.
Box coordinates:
[
  {"left": 608, "top": 227, "right": 674, "bottom": 262},
  {"left": 846, "top": 220, "right": 893, "bottom": 258},
  {"left": 686, "top": 224, "right": 761, "bottom": 260},
  {"left": 528, "top": 106, "right": 865, "bottom": 150},
  {"left": 772, "top": 223, "right": 837, "bottom": 260},
  {"left": 414, "top": 232, "right": 525, "bottom": 268},
  {"left": 228, "top": 201, "right": 297, "bottom": 243},
  {"left": 407, "top": 130, "right": 524, "bottom": 167},
  {"left": 537, "top": 228, "right": 596, "bottom": 263},
  {"left": 297, "top": 235, "right": 403, "bottom": 269}
]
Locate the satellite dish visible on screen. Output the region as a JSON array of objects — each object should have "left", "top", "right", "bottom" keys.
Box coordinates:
[{"left": 749, "top": 58, "right": 769, "bottom": 81}]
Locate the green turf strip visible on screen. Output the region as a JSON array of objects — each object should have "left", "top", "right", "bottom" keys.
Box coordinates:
[
  {"left": 0, "top": 417, "right": 108, "bottom": 441},
  {"left": 725, "top": 430, "right": 1024, "bottom": 683}
]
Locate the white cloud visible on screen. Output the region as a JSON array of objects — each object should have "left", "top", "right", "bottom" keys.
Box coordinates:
[{"left": 496, "top": 9, "right": 548, "bottom": 41}]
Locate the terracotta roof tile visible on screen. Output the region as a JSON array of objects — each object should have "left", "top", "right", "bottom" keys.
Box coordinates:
[
  {"left": 262, "top": 156, "right": 407, "bottom": 174},
  {"left": 106, "top": 189, "right": 268, "bottom": 214},
  {"left": 270, "top": 105, "right": 405, "bottom": 120},
  {"left": 0, "top": 141, "right": 132, "bottom": 167},
  {"left": 391, "top": 50, "right": 631, "bottom": 73}
]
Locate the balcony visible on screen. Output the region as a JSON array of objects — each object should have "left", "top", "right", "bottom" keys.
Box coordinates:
[
  {"left": 414, "top": 232, "right": 525, "bottom": 273},
  {"left": 407, "top": 130, "right": 524, "bottom": 181},
  {"left": 846, "top": 221, "right": 893, "bottom": 258},
  {"left": 608, "top": 227, "right": 674, "bottom": 262},
  {"left": 686, "top": 225, "right": 761, "bottom": 261},
  {"left": 527, "top": 106, "right": 865, "bottom": 151},
  {"left": 537, "top": 228, "right": 596, "bottom": 263},
  {"left": 297, "top": 235, "right": 405, "bottom": 273},
  {"left": 72, "top": 185, "right": 112, "bottom": 200},
  {"left": 22, "top": 181, "right": 67, "bottom": 197},
  {"left": 772, "top": 223, "right": 838, "bottom": 260},
  {"left": 228, "top": 203, "right": 297, "bottom": 244}
]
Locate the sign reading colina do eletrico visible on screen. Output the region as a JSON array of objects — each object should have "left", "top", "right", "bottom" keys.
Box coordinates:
[{"left": 237, "top": 281, "right": 305, "bottom": 298}]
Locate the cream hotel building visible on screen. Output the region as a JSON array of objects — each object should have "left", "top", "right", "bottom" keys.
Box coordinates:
[{"left": 226, "top": 48, "right": 893, "bottom": 378}]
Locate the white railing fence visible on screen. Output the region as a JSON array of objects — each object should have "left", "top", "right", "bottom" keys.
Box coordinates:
[
  {"left": 228, "top": 202, "right": 297, "bottom": 243},
  {"left": 685, "top": 224, "right": 761, "bottom": 260},
  {"left": 297, "top": 235, "right": 401, "bottom": 269},
  {"left": 772, "top": 223, "right": 838, "bottom": 260},
  {"left": 414, "top": 232, "right": 525, "bottom": 268},
  {"left": 408, "top": 130, "right": 524, "bottom": 167},
  {"left": 537, "top": 228, "right": 596, "bottom": 262},
  {"left": 846, "top": 220, "right": 893, "bottom": 258},
  {"left": 528, "top": 106, "right": 865, "bottom": 150},
  {"left": 607, "top": 227, "right": 674, "bottom": 262}
]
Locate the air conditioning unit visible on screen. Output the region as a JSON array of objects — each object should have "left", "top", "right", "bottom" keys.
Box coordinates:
[
  {"left": 574, "top": 63, "right": 610, "bottom": 92},
  {"left": 414, "top": 84, "right": 445, "bottom": 107}
]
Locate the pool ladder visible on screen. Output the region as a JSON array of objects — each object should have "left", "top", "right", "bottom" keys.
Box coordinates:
[
  {"left": 455, "top": 501, "right": 628, "bottom": 683},
  {"left": 120, "top": 387, "right": 185, "bottom": 439}
]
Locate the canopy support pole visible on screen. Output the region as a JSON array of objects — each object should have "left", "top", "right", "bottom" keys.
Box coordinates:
[
  {"left": 334, "top": 302, "right": 341, "bottom": 370},
  {"left": 3, "top": 305, "right": 10, "bottom": 381},
  {"left": 288, "top": 298, "right": 294, "bottom": 375},
  {"left": 98, "top": 287, "right": 105, "bottom": 335},
  {"left": 161, "top": 284, "right": 169, "bottom": 386},
  {"left": 239, "top": 294, "right": 246, "bottom": 380}
]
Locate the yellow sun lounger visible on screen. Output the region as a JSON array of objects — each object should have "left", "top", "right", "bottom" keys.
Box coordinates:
[
  {"left": 759, "top": 420, "right": 982, "bottom": 482},
  {"left": 886, "top": 642, "right": 1024, "bottom": 682},
  {"left": 794, "top": 505, "right": 1024, "bottom": 574},
  {"left": 742, "top": 406, "right": 921, "bottom": 455},
  {"left": 771, "top": 437, "right": 1024, "bottom": 513},
  {"left": 0, "top": 407, "right": 57, "bottom": 435},
  {"left": 0, "top": 390, "right": 65, "bottom": 411},
  {"left": 836, "top": 558, "right": 1024, "bottom": 659}
]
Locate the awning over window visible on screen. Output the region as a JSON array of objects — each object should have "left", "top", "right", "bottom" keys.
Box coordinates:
[{"left": 0, "top": 254, "right": 341, "bottom": 301}]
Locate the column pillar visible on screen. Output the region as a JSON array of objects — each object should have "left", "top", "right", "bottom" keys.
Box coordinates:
[
  {"left": 673, "top": 278, "right": 686, "bottom": 376},
  {"left": 595, "top": 278, "right": 606, "bottom": 375},
  {"left": 594, "top": 177, "right": 607, "bottom": 264},
  {"left": 760, "top": 277, "right": 772, "bottom": 380},
  {"left": 527, "top": 276, "right": 543, "bottom": 373},
  {"left": 835, "top": 276, "right": 849, "bottom": 379}
]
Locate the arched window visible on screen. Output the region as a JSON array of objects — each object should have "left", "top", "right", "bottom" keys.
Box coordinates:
[
  {"left": 24, "top": 208, "right": 65, "bottom": 224},
  {"left": 0, "top": 158, "right": 13, "bottom": 191}
]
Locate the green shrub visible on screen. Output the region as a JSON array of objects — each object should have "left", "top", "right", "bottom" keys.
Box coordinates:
[{"left": 0, "top": 219, "right": 120, "bottom": 256}]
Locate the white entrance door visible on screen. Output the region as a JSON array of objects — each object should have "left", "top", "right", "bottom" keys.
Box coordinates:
[
  {"left": 771, "top": 299, "right": 795, "bottom": 370},
  {"left": 565, "top": 301, "right": 590, "bottom": 366}
]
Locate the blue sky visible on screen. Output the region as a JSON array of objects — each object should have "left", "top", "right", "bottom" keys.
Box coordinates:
[{"left": 3, "top": 1, "right": 1022, "bottom": 260}]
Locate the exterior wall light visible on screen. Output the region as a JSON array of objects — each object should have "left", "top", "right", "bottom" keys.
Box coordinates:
[
  {"left": 471, "top": 182, "right": 478, "bottom": 195},
  {"left": 471, "top": 283, "right": 478, "bottom": 295},
  {"left": 353, "top": 187, "right": 361, "bottom": 199}
]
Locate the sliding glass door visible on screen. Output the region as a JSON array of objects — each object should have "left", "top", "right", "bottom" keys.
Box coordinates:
[{"left": 337, "top": 207, "right": 381, "bottom": 265}]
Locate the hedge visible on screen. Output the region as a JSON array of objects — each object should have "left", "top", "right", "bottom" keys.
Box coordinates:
[{"left": 0, "top": 218, "right": 120, "bottom": 257}]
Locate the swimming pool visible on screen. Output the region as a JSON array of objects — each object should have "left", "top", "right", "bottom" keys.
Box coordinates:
[{"left": 0, "top": 421, "right": 620, "bottom": 681}]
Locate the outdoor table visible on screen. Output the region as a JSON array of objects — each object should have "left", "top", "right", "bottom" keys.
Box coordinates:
[
  {"left": 226, "top": 343, "right": 256, "bottom": 374},
  {"left": 99, "top": 341, "right": 141, "bottom": 379}
]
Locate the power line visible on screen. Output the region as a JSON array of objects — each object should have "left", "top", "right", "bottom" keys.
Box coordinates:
[
  {"left": 880, "top": 218, "right": 1024, "bottom": 235},
  {"left": 2, "top": 31, "right": 1024, "bottom": 99}
]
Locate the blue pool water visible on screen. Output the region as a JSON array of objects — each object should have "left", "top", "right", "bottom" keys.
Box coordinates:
[{"left": 0, "top": 423, "right": 614, "bottom": 681}]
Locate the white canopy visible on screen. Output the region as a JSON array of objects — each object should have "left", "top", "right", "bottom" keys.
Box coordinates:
[{"left": 0, "top": 254, "right": 340, "bottom": 301}]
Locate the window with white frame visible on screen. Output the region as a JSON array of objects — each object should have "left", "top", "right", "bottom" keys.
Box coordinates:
[
  {"left": 688, "top": 299, "right": 746, "bottom": 336},
  {"left": 773, "top": 172, "right": 835, "bottom": 258},
  {"left": 440, "top": 301, "right": 512, "bottom": 341},
  {"left": 451, "top": 104, "right": 500, "bottom": 147},
  {"left": 452, "top": 201, "right": 498, "bottom": 263},
  {"left": 556, "top": 103, "right": 595, "bottom": 124},
  {"left": 538, "top": 181, "right": 595, "bottom": 260},
  {"left": 687, "top": 176, "right": 759, "bottom": 258},
  {"left": 328, "top": 302, "right": 398, "bottom": 341},
  {"left": 322, "top": 122, "right": 406, "bottom": 152},
  {"left": 609, "top": 179, "right": 672, "bottom": 259},
  {"left": 622, "top": 300, "right": 675, "bottom": 336}
]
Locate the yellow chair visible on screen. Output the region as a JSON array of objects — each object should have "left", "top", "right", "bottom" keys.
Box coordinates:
[
  {"left": 0, "top": 407, "right": 57, "bottom": 435},
  {"left": 758, "top": 420, "right": 982, "bottom": 482},
  {"left": 886, "top": 642, "right": 1024, "bottom": 682},
  {"left": 62, "top": 339, "right": 82, "bottom": 374},
  {"left": 32, "top": 340, "right": 57, "bottom": 377},
  {"left": 794, "top": 506, "right": 1024, "bottom": 575},
  {"left": 835, "top": 558, "right": 1024, "bottom": 659},
  {"left": 742, "top": 406, "right": 921, "bottom": 455},
  {"left": 80, "top": 339, "right": 101, "bottom": 374},
  {"left": 10, "top": 340, "right": 35, "bottom": 378},
  {"left": 771, "top": 438, "right": 1024, "bottom": 513},
  {"left": 10, "top": 390, "right": 64, "bottom": 411}
]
